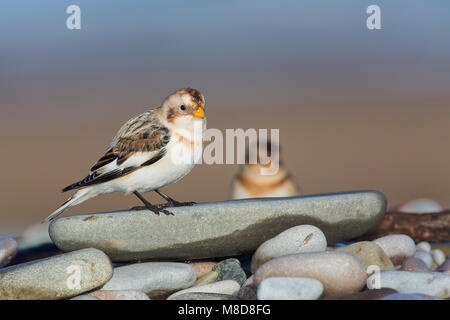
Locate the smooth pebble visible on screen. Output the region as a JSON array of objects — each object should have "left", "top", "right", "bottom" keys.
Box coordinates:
[
  {"left": 416, "top": 241, "right": 431, "bottom": 253},
  {"left": 398, "top": 198, "right": 443, "bottom": 213},
  {"left": 193, "top": 271, "right": 218, "bottom": 286},
  {"left": 257, "top": 277, "right": 324, "bottom": 300},
  {"left": 400, "top": 257, "right": 430, "bottom": 273},
  {"left": 336, "top": 241, "right": 394, "bottom": 270},
  {"left": 237, "top": 275, "right": 257, "bottom": 300},
  {"left": 437, "top": 258, "right": 450, "bottom": 273},
  {"left": 71, "top": 295, "right": 102, "bottom": 300},
  {"left": 367, "top": 271, "right": 450, "bottom": 298},
  {"left": 167, "top": 280, "right": 241, "bottom": 300},
  {"left": 101, "top": 262, "right": 196, "bottom": 298},
  {"left": 49, "top": 191, "right": 386, "bottom": 261},
  {"left": 0, "top": 236, "right": 18, "bottom": 268},
  {"left": 251, "top": 225, "right": 327, "bottom": 273},
  {"left": 413, "top": 251, "right": 433, "bottom": 269},
  {"left": 188, "top": 261, "right": 216, "bottom": 279},
  {"left": 88, "top": 290, "right": 150, "bottom": 300},
  {"left": 0, "top": 248, "right": 113, "bottom": 300},
  {"left": 431, "top": 249, "right": 446, "bottom": 267},
  {"left": 254, "top": 251, "right": 367, "bottom": 297},
  {"left": 373, "top": 234, "right": 416, "bottom": 265}
]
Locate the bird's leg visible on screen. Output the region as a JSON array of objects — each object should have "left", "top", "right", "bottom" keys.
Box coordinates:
[
  {"left": 154, "top": 189, "right": 196, "bottom": 208},
  {"left": 131, "top": 191, "right": 174, "bottom": 216}
]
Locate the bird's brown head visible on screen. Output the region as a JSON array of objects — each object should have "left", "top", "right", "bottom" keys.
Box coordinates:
[{"left": 162, "top": 88, "right": 206, "bottom": 124}]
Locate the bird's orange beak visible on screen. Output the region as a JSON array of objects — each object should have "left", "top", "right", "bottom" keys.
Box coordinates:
[
  {"left": 193, "top": 106, "right": 205, "bottom": 118},
  {"left": 263, "top": 160, "right": 272, "bottom": 168}
]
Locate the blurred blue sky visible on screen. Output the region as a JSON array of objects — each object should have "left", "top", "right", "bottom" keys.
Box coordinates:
[
  {"left": 1, "top": 0, "right": 450, "bottom": 119},
  {"left": 2, "top": 1, "right": 450, "bottom": 72}
]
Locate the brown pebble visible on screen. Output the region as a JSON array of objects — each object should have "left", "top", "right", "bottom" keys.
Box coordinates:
[
  {"left": 237, "top": 275, "right": 257, "bottom": 300},
  {"left": 186, "top": 261, "right": 217, "bottom": 279},
  {"left": 400, "top": 257, "right": 430, "bottom": 273}
]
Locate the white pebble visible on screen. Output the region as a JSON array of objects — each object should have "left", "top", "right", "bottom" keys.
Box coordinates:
[
  {"left": 398, "top": 199, "right": 442, "bottom": 213},
  {"left": 257, "top": 277, "right": 324, "bottom": 300},
  {"left": 431, "top": 249, "right": 446, "bottom": 267},
  {"left": 373, "top": 234, "right": 416, "bottom": 265},
  {"left": 416, "top": 242, "right": 431, "bottom": 253},
  {"left": 251, "top": 225, "right": 327, "bottom": 273}
]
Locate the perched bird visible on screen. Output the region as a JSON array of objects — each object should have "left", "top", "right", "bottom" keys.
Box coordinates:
[
  {"left": 44, "top": 88, "right": 206, "bottom": 222},
  {"left": 229, "top": 140, "right": 301, "bottom": 199}
]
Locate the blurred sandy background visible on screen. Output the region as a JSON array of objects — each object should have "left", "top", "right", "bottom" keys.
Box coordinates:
[{"left": 1, "top": 1, "right": 450, "bottom": 234}]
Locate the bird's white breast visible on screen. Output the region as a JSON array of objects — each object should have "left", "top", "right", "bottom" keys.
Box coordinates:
[{"left": 101, "top": 134, "right": 200, "bottom": 194}]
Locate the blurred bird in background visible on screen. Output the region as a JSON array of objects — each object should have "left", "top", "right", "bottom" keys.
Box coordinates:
[{"left": 229, "top": 139, "right": 301, "bottom": 199}]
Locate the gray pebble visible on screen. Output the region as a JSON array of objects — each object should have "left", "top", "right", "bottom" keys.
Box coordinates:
[
  {"left": 167, "top": 280, "right": 241, "bottom": 300},
  {"left": 0, "top": 248, "right": 113, "bottom": 300},
  {"left": 367, "top": 271, "right": 450, "bottom": 298},
  {"left": 254, "top": 251, "right": 367, "bottom": 297},
  {"left": 373, "top": 234, "right": 416, "bottom": 265},
  {"left": 257, "top": 277, "right": 324, "bottom": 300},
  {"left": 0, "top": 236, "right": 18, "bottom": 268},
  {"left": 251, "top": 224, "right": 327, "bottom": 273},
  {"left": 101, "top": 262, "right": 196, "bottom": 298},
  {"left": 212, "top": 258, "right": 247, "bottom": 286}
]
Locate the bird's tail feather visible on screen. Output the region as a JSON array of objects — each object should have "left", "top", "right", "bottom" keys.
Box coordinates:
[{"left": 43, "top": 188, "right": 93, "bottom": 222}]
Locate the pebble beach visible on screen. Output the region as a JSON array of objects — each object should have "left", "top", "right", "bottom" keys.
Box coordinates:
[{"left": 0, "top": 190, "right": 448, "bottom": 300}]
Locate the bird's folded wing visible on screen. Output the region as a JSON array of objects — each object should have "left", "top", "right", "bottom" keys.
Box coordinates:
[{"left": 62, "top": 111, "right": 170, "bottom": 192}]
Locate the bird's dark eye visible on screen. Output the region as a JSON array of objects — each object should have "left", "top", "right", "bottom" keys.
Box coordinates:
[{"left": 180, "top": 105, "right": 186, "bottom": 111}]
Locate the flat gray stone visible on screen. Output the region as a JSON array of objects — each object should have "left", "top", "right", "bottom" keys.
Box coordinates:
[
  {"left": 0, "top": 248, "right": 113, "bottom": 300},
  {"left": 0, "top": 236, "right": 18, "bottom": 268},
  {"left": 101, "top": 262, "right": 196, "bottom": 298},
  {"left": 49, "top": 191, "right": 386, "bottom": 261},
  {"left": 398, "top": 199, "right": 443, "bottom": 214}
]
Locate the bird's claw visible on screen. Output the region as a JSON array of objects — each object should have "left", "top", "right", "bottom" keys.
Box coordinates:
[
  {"left": 160, "top": 201, "right": 196, "bottom": 208},
  {"left": 130, "top": 205, "right": 174, "bottom": 216}
]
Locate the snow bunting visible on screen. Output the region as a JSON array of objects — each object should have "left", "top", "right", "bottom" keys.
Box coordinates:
[
  {"left": 229, "top": 140, "right": 301, "bottom": 199},
  {"left": 44, "top": 88, "right": 206, "bottom": 222}
]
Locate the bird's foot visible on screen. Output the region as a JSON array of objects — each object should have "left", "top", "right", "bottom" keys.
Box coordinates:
[
  {"left": 130, "top": 205, "right": 174, "bottom": 216},
  {"left": 160, "top": 200, "right": 196, "bottom": 208}
]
